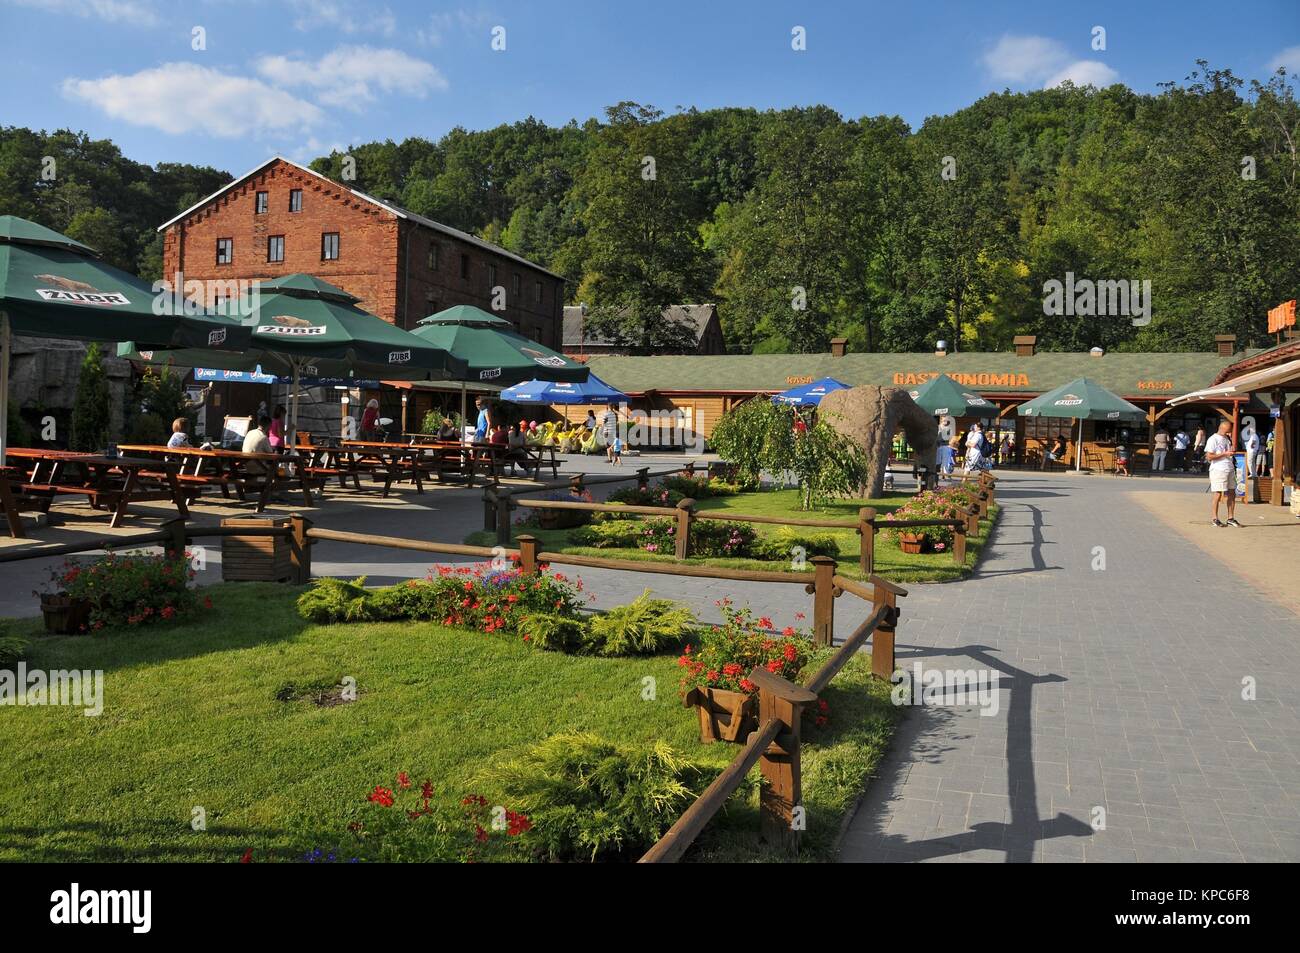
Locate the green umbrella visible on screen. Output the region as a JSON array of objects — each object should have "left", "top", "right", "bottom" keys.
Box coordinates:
[
  {"left": 0, "top": 215, "right": 252, "bottom": 464},
  {"left": 410, "top": 303, "right": 589, "bottom": 432},
  {"left": 120, "top": 274, "right": 467, "bottom": 449},
  {"left": 1016, "top": 376, "right": 1145, "bottom": 472},
  {"left": 906, "top": 373, "right": 997, "bottom": 418}
]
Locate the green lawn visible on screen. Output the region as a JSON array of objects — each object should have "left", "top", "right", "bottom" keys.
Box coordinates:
[
  {"left": 0, "top": 582, "right": 897, "bottom": 862},
  {"left": 468, "top": 487, "right": 1000, "bottom": 585}
]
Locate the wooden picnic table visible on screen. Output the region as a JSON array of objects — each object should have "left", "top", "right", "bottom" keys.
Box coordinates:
[
  {"left": 337, "top": 440, "right": 443, "bottom": 497},
  {"left": 116, "top": 444, "right": 317, "bottom": 512},
  {"left": 3, "top": 447, "right": 188, "bottom": 529},
  {"left": 402, "top": 436, "right": 560, "bottom": 481}
]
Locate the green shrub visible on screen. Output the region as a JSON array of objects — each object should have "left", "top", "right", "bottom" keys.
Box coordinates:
[
  {"left": 660, "top": 474, "right": 738, "bottom": 499},
  {"left": 0, "top": 625, "right": 29, "bottom": 668},
  {"left": 518, "top": 612, "right": 589, "bottom": 653},
  {"left": 569, "top": 519, "right": 645, "bottom": 549},
  {"left": 603, "top": 485, "right": 683, "bottom": 509},
  {"left": 296, "top": 577, "right": 381, "bottom": 623},
  {"left": 124, "top": 412, "right": 168, "bottom": 445},
  {"left": 750, "top": 531, "right": 840, "bottom": 561},
  {"left": 63, "top": 551, "right": 202, "bottom": 630},
  {"left": 586, "top": 590, "right": 695, "bottom": 656},
  {"left": 477, "top": 733, "right": 708, "bottom": 861}
]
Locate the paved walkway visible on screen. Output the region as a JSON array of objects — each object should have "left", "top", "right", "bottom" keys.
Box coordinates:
[{"left": 838, "top": 471, "right": 1300, "bottom": 863}]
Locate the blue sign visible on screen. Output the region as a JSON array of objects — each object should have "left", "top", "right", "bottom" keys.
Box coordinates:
[{"left": 194, "top": 367, "right": 379, "bottom": 388}]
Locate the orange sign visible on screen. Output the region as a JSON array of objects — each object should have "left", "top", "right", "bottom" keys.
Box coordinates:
[
  {"left": 1137, "top": 380, "right": 1174, "bottom": 391},
  {"left": 1268, "top": 299, "right": 1296, "bottom": 333},
  {"left": 785, "top": 376, "right": 814, "bottom": 385}
]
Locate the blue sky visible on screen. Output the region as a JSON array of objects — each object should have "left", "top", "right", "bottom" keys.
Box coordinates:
[{"left": 1, "top": 0, "right": 1296, "bottom": 174}]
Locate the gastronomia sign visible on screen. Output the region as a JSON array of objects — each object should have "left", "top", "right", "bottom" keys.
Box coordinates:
[{"left": 891, "top": 372, "right": 1031, "bottom": 388}]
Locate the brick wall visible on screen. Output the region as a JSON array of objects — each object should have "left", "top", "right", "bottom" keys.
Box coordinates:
[
  {"left": 396, "top": 219, "right": 563, "bottom": 343},
  {"left": 161, "top": 160, "right": 401, "bottom": 320}
]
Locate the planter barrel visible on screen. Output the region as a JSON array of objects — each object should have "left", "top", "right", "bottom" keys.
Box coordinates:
[
  {"left": 685, "top": 686, "right": 758, "bottom": 744},
  {"left": 40, "top": 594, "right": 92, "bottom": 635},
  {"left": 221, "top": 517, "right": 294, "bottom": 582},
  {"left": 898, "top": 533, "right": 925, "bottom": 555}
]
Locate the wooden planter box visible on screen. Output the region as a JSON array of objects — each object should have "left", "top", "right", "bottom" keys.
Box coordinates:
[
  {"left": 898, "top": 532, "right": 925, "bottom": 555},
  {"left": 684, "top": 686, "right": 758, "bottom": 744},
  {"left": 538, "top": 508, "right": 590, "bottom": 530},
  {"left": 40, "top": 594, "right": 92, "bottom": 635},
  {"left": 221, "top": 517, "right": 293, "bottom": 582}
]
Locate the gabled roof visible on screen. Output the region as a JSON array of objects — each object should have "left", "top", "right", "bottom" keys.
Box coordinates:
[
  {"left": 1213, "top": 338, "right": 1300, "bottom": 384},
  {"left": 156, "top": 155, "right": 564, "bottom": 282},
  {"left": 563, "top": 304, "right": 718, "bottom": 348},
  {"left": 583, "top": 349, "right": 1254, "bottom": 399}
]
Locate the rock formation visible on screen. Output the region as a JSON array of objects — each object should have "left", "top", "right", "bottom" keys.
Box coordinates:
[{"left": 818, "top": 385, "right": 938, "bottom": 497}]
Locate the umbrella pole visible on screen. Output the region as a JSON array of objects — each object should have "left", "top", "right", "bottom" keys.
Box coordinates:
[
  {"left": 289, "top": 359, "right": 301, "bottom": 453},
  {"left": 1076, "top": 417, "right": 1083, "bottom": 472},
  {"left": 0, "top": 312, "right": 9, "bottom": 468},
  {"left": 460, "top": 382, "right": 467, "bottom": 442}
]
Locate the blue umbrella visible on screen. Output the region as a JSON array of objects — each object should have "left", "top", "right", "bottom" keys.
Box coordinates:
[
  {"left": 771, "top": 377, "right": 851, "bottom": 406},
  {"left": 499, "top": 373, "right": 628, "bottom": 405}
]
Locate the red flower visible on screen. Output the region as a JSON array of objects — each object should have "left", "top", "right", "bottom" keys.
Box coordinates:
[
  {"left": 239, "top": 848, "right": 254, "bottom": 863},
  {"left": 396, "top": 771, "right": 411, "bottom": 788},
  {"left": 421, "top": 780, "right": 434, "bottom": 799},
  {"left": 739, "top": 678, "right": 757, "bottom": 693},
  {"left": 474, "top": 824, "right": 489, "bottom": 843},
  {"left": 367, "top": 786, "right": 395, "bottom": 807}
]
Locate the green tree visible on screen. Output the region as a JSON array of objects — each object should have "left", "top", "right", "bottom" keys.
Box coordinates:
[{"left": 70, "top": 343, "right": 111, "bottom": 451}]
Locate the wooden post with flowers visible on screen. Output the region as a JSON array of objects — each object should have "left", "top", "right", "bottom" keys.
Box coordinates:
[
  {"left": 516, "top": 534, "right": 538, "bottom": 576},
  {"left": 857, "top": 507, "right": 876, "bottom": 577},
  {"left": 674, "top": 498, "right": 695, "bottom": 559},
  {"left": 870, "top": 583, "right": 898, "bottom": 680},
  {"left": 289, "top": 514, "right": 312, "bottom": 584},
  {"left": 751, "top": 666, "right": 817, "bottom": 853},
  {"left": 162, "top": 517, "right": 187, "bottom": 563},
  {"left": 808, "top": 555, "right": 835, "bottom": 647}
]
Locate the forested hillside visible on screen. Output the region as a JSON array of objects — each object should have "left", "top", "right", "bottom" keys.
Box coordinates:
[{"left": 4, "top": 62, "right": 1297, "bottom": 354}]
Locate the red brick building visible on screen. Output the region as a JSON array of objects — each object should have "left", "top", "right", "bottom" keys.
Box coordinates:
[{"left": 158, "top": 156, "right": 564, "bottom": 344}]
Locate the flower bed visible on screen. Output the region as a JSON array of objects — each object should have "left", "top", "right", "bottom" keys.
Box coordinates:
[
  {"left": 41, "top": 552, "right": 206, "bottom": 632},
  {"left": 678, "top": 600, "right": 818, "bottom": 697},
  {"left": 880, "top": 488, "right": 971, "bottom": 552}
]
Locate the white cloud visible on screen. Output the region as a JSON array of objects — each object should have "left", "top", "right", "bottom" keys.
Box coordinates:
[
  {"left": 255, "top": 46, "right": 448, "bottom": 110},
  {"left": 3, "top": 0, "right": 159, "bottom": 26},
  {"left": 418, "top": 9, "right": 494, "bottom": 47},
  {"left": 1267, "top": 45, "right": 1300, "bottom": 74},
  {"left": 1045, "top": 60, "right": 1120, "bottom": 89},
  {"left": 982, "top": 34, "right": 1118, "bottom": 90},
  {"left": 287, "top": 0, "right": 396, "bottom": 37},
  {"left": 62, "top": 63, "right": 325, "bottom": 138},
  {"left": 982, "top": 35, "right": 1068, "bottom": 83}
]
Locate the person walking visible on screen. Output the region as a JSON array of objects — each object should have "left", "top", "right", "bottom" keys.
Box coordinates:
[
  {"left": 1153, "top": 428, "right": 1169, "bottom": 471},
  {"left": 1205, "top": 420, "right": 1240, "bottom": 527},
  {"left": 1243, "top": 427, "right": 1261, "bottom": 479},
  {"left": 964, "top": 423, "right": 984, "bottom": 474},
  {"left": 360, "top": 399, "right": 380, "bottom": 441},
  {"left": 1266, "top": 429, "right": 1276, "bottom": 476},
  {"left": 1190, "top": 427, "right": 1205, "bottom": 472},
  {"left": 473, "top": 397, "right": 493, "bottom": 443}
]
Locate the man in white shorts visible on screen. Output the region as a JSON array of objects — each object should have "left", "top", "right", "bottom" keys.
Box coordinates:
[{"left": 1204, "top": 420, "right": 1239, "bottom": 527}]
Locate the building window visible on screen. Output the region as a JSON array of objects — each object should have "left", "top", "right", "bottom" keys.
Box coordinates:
[
  {"left": 289, "top": 189, "right": 303, "bottom": 212},
  {"left": 321, "top": 232, "right": 340, "bottom": 261},
  {"left": 460, "top": 253, "right": 470, "bottom": 279},
  {"left": 216, "top": 238, "right": 233, "bottom": 265},
  {"left": 427, "top": 244, "right": 439, "bottom": 270},
  {"left": 255, "top": 191, "right": 268, "bottom": 214},
  {"left": 267, "top": 235, "right": 284, "bottom": 263},
  {"left": 487, "top": 264, "right": 497, "bottom": 288},
  {"left": 513, "top": 273, "right": 521, "bottom": 298},
  {"left": 535, "top": 280, "right": 543, "bottom": 305},
  {"left": 425, "top": 292, "right": 439, "bottom": 315}
]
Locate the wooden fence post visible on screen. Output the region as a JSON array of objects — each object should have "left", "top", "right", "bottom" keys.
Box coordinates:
[
  {"left": 495, "top": 494, "right": 513, "bottom": 546},
  {"left": 290, "top": 513, "right": 313, "bottom": 584},
  {"left": 674, "top": 498, "right": 695, "bottom": 559},
  {"left": 752, "top": 667, "right": 817, "bottom": 853},
  {"left": 809, "top": 555, "right": 835, "bottom": 647},
  {"left": 976, "top": 489, "right": 990, "bottom": 519},
  {"left": 162, "top": 517, "right": 187, "bottom": 562},
  {"left": 636, "top": 466, "right": 650, "bottom": 492},
  {"left": 966, "top": 503, "right": 979, "bottom": 535},
  {"left": 870, "top": 584, "right": 898, "bottom": 680},
  {"left": 482, "top": 488, "right": 497, "bottom": 532},
  {"left": 857, "top": 507, "right": 876, "bottom": 577},
  {"left": 516, "top": 534, "right": 538, "bottom": 575},
  {"left": 683, "top": 460, "right": 696, "bottom": 478},
  {"left": 952, "top": 520, "right": 967, "bottom": 565}
]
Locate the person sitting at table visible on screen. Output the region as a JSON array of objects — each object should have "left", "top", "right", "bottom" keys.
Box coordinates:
[
  {"left": 167, "top": 417, "right": 192, "bottom": 450},
  {"left": 505, "top": 424, "right": 529, "bottom": 476},
  {"left": 436, "top": 416, "right": 459, "bottom": 442},
  {"left": 268, "top": 405, "right": 287, "bottom": 451},
  {"left": 242, "top": 415, "right": 275, "bottom": 475}
]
